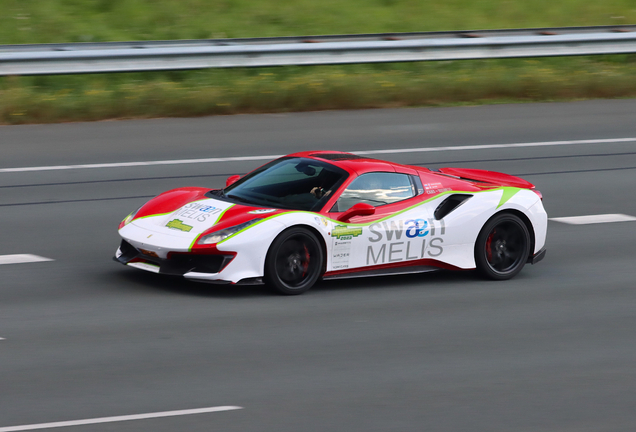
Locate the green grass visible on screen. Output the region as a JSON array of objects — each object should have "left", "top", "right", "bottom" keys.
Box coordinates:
[
  {"left": 3, "top": 0, "right": 635, "bottom": 43},
  {"left": 1, "top": 0, "right": 636, "bottom": 124}
]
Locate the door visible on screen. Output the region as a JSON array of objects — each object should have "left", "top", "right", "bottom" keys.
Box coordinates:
[{"left": 326, "top": 172, "right": 435, "bottom": 271}]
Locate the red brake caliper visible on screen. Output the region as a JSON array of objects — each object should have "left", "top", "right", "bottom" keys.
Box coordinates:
[
  {"left": 301, "top": 244, "right": 310, "bottom": 277},
  {"left": 486, "top": 229, "right": 495, "bottom": 262}
]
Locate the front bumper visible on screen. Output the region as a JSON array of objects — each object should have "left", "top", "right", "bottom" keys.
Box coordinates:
[{"left": 114, "top": 239, "right": 235, "bottom": 277}]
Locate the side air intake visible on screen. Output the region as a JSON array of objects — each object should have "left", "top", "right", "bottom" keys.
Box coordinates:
[{"left": 434, "top": 194, "right": 472, "bottom": 220}]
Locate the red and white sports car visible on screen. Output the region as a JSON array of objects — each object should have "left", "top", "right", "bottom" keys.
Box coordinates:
[{"left": 115, "top": 151, "right": 547, "bottom": 294}]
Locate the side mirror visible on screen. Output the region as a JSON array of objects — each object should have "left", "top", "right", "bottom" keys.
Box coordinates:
[
  {"left": 226, "top": 175, "right": 241, "bottom": 187},
  {"left": 337, "top": 202, "right": 375, "bottom": 222}
]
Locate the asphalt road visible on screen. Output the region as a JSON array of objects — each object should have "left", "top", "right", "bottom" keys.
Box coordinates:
[{"left": 1, "top": 100, "right": 635, "bottom": 432}]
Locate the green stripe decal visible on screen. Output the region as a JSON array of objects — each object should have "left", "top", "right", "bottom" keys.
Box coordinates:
[
  {"left": 214, "top": 205, "right": 235, "bottom": 225},
  {"left": 497, "top": 187, "right": 521, "bottom": 209}
]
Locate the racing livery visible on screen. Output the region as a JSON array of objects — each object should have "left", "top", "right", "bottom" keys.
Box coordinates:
[{"left": 115, "top": 151, "right": 547, "bottom": 294}]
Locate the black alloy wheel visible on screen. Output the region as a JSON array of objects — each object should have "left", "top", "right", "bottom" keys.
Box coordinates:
[
  {"left": 475, "top": 213, "right": 531, "bottom": 280},
  {"left": 265, "top": 227, "right": 324, "bottom": 295}
]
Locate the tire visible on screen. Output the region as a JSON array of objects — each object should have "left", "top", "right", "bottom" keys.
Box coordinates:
[
  {"left": 264, "top": 227, "right": 324, "bottom": 295},
  {"left": 475, "top": 213, "right": 531, "bottom": 280}
]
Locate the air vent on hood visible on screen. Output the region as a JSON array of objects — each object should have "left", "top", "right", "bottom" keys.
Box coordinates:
[{"left": 434, "top": 194, "right": 472, "bottom": 220}]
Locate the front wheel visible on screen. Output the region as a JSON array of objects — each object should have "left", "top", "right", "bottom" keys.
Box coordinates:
[
  {"left": 265, "top": 227, "right": 324, "bottom": 295},
  {"left": 475, "top": 213, "right": 531, "bottom": 280}
]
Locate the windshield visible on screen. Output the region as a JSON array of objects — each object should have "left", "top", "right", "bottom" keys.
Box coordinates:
[{"left": 222, "top": 157, "right": 348, "bottom": 211}]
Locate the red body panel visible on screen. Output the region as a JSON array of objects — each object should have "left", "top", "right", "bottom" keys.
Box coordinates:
[{"left": 135, "top": 187, "right": 210, "bottom": 219}]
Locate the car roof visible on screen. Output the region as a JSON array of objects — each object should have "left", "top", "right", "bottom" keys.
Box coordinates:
[{"left": 288, "top": 150, "right": 420, "bottom": 175}]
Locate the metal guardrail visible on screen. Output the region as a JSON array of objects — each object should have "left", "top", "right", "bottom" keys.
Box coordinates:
[{"left": 1, "top": 25, "right": 635, "bottom": 75}]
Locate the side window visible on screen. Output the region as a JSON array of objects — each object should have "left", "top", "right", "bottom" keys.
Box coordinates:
[{"left": 333, "top": 172, "right": 415, "bottom": 212}]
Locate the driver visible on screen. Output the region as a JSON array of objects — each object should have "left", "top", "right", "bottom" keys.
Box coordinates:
[
  {"left": 310, "top": 170, "right": 341, "bottom": 199},
  {"left": 310, "top": 185, "right": 331, "bottom": 199}
]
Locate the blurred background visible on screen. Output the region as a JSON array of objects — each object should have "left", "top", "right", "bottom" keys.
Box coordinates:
[{"left": 1, "top": 0, "right": 636, "bottom": 124}]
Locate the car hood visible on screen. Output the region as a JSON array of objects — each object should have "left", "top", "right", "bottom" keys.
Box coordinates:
[
  {"left": 148, "top": 198, "right": 238, "bottom": 235},
  {"left": 129, "top": 189, "right": 284, "bottom": 238}
]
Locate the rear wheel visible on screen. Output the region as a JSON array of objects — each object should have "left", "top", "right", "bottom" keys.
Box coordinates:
[
  {"left": 475, "top": 213, "right": 531, "bottom": 280},
  {"left": 265, "top": 227, "right": 323, "bottom": 295}
]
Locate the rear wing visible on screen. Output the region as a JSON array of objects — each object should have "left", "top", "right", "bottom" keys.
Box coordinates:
[{"left": 438, "top": 168, "right": 535, "bottom": 189}]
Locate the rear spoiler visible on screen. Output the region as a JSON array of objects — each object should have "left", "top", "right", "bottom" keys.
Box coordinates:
[{"left": 438, "top": 168, "right": 535, "bottom": 189}]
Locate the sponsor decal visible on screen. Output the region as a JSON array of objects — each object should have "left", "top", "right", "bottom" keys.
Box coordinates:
[
  {"left": 331, "top": 225, "right": 363, "bottom": 240},
  {"left": 424, "top": 182, "right": 444, "bottom": 190},
  {"left": 172, "top": 203, "right": 223, "bottom": 223},
  {"left": 332, "top": 239, "right": 353, "bottom": 270},
  {"left": 425, "top": 187, "right": 452, "bottom": 195},
  {"left": 423, "top": 182, "right": 452, "bottom": 194},
  {"left": 366, "top": 218, "right": 446, "bottom": 265},
  {"left": 314, "top": 217, "right": 329, "bottom": 227},
  {"left": 330, "top": 224, "right": 361, "bottom": 269},
  {"left": 405, "top": 219, "right": 429, "bottom": 238},
  {"left": 248, "top": 209, "right": 277, "bottom": 214},
  {"left": 166, "top": 219, "right": 193, "bottom": 232}
]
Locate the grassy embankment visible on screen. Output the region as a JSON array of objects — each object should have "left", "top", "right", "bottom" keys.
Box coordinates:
[{"left": 1, "top": 0, "right": 636, "bottom": 124}]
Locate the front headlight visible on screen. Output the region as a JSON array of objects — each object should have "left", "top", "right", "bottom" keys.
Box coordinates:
[{"left": 197, "top": 219, "right": 260, "bottom": 245}]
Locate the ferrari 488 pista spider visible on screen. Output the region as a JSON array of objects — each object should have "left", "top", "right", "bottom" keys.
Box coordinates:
[{"left": 115, "top": 151, "right": 547, "bottom": 294}]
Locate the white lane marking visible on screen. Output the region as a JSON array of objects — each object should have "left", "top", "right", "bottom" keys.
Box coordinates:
[
  {"left": 0, "top": 406, "right": 243, "bottom": 432},
  {"left": 0, "top": 254, "right": 54, "bottom": 265},
  {"left": 550, "top": 214, "right": 636, "bottom": 225},
  {"left": 0, "top": 155, "right": 278, "bottom": 173},
  {"left": 0, "top": 137, "right": 634, "bottom": 173},
  {"left": 0, "top": 337, "right": 5, "bottom": 340},
  {"left": 355, "top": 137, "right": 636, "bottom": 155}
]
